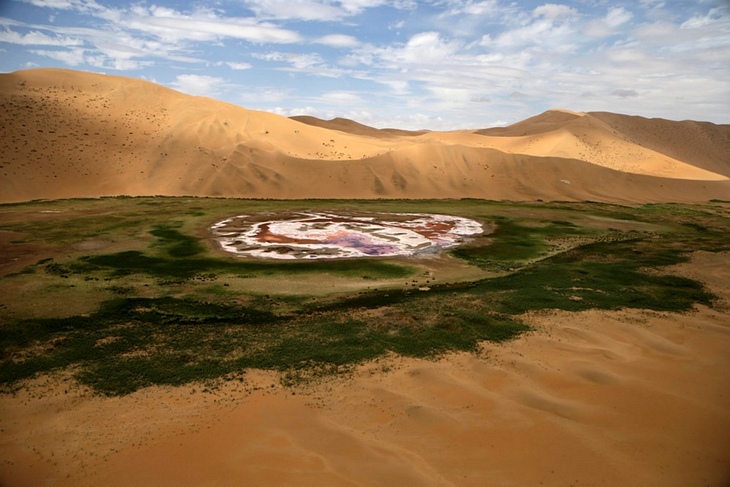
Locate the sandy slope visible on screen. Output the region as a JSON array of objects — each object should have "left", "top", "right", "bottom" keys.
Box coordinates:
[
  {"left": 1, "top": 250, "right": 729, "bottom": 486},
  {"left": 475, "top": 109, "right": 730, "bottom": 180},
  {"left": 1, "top": 68, "right": 729, "bottom": 204}
]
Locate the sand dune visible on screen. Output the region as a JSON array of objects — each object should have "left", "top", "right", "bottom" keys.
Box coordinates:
[
  {"left": 2, "top": 251, "right": 729, "bottom": 486},
  {"left": 476, "top": 110, "right": 730, "bottom": 181},
  {"left": 1, "top": 68, "right": 729, "bottom": 203}
]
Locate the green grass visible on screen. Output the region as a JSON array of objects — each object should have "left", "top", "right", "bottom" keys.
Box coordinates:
[
  {"left": 79, "top": 250, "right": 413, "bottom": 280},
  {"left": 470, "top": 240, "right": 714, "bottom": 314},
  {"left": 451, "top": 217, "right": 594, "bottom": 266},
  {"left": 150, "top": 224, "right": 207, "bottom": 257},
  {"left": 1, "top": 197, "right": 728, "bottom": 395},
  {"left": 0, "top": 295, "right": 528, "bottom": 395}
]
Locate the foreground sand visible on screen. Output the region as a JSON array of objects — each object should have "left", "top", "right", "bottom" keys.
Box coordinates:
[{"left": 1, "top": 251, "right": 729, "bottom": 486}]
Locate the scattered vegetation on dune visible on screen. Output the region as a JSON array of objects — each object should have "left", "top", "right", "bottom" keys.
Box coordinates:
[{"left": 0, "top": 197, "right": 728, "bottom": 395}]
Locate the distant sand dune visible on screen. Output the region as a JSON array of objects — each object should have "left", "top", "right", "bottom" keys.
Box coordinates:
[
  {"left": 476, "top": 110, "right": 729, "bottom": 181},
  {"left": 1, "top": 68, "right": 729, "bottom": 203}
]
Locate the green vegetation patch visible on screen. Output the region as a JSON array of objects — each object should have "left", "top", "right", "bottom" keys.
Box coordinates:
[
  {"left": 1, "top": 197, "right": 728, "bottom": 396},
  {"left": 470, "top": 239, "right": 714, "bottom": 314},
  {"left": 150, "top": 224, "right": 206, "bottom": 258},
  {"left": 0, "top": 295, "right": 525, "bottom": 395},
  {"left": 78, "top": 250, "right": 413, "bottom": 280},
  {"left": 451, "top": 217, "right": 595, "bottom": 266}
]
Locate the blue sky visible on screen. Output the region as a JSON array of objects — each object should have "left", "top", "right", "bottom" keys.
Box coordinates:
[{"left": 1, "top": 0, "right": 728, "bottom": 129}]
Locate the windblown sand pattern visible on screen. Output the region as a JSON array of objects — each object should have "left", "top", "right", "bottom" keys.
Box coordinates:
[{"left": 211, "top": 212, "right": 483, "bottom": 259}]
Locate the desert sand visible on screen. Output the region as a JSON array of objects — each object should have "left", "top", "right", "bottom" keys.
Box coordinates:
[
  {"left": 1, "top": 250, "right": 729, "bottom": 486},
  {"left": 1, "top": 68, "right": 729, "bottom": 204}
]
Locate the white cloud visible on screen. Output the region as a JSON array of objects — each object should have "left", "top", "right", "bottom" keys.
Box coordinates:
[
  {"left": 339, "top": 0, "right": 389, "bottom": 15},
  {"left": 485, "top": 4, "right": 579, "bottom": 49},
  {"left": 239, "top": 88, "right": 291, "bottom": 104},
  {"left": 118, "top": 8, "right": 302, "bottom": 44},
  {"left": 255, "top": 51, "right": 324, "bottom": 69},
  {"left": 19, "top": 0, "right": 104, "bottom": 12},
  {"left": 583, "top": 6, "right": 634, "bottom": 37},
  {"left": 2, "top": 3, "right": 305, "bottom": 74},
  {"left": 633, "top": 11, "right": 730, "bottom": 55},
  {"left": 31, "top": 47, "right": 86, "bottom": 65},
  {"left": 226, "top": 61, "right": 253, "bottom": 70},
  {"left": 253, "top": 51, "right": 354, "bottom": 78},
  {"left": 240, "top": 0, "right": 413, "bottom": 22},
  {"left": 391, "top": 0, "right": 417, "bottom": 10},
  {"left": 86, "top": 55, "right": 150, "bottom": 70},
  {"left": 16, "top": 2, "right": 303, "bottom": 47},
  {"left": 633, "top": 20, "right": 674, "bottom": 39},
  {"left": 241, "top": 0, "right": 362, "bottom": 21},
  {"left": 26, "top": 38, "right": 153, "bottom": 70},
  {"left": 462, "top": 1, "right": 499, "bottom": 16},
  {"left": 380, "top": 79, "right": 409, "bottom": 94},
  {"left": 441, "top": 0, "right": 500, "bottom": 17},
  {"left": 428, "top": 85, "right": 474, "bottom": 103},
  {"left": 0, "top": 29, "right": 83, "bottom": 46},
  {"left": 170, "top": 74, "right": 227, "bottom": 97},
  {"left": 313, "top": 34, "right": 361, "bottom": 48},
  {"left": 321, "top": 91, "right": 363, "bottom": 104},
  {"left": 21, "top": 0, "right": 77, "bottom": 7},
  {"left": 378, "top": 32, "right": 460, "bottom": 64},
  {"left": 532, "top": 4, "right": 579, "bottom": 21},
  {"left": 605, "top": 7, "right": 633, "bottom": 28},
  {"left": 681, "top": 6, "right": 729, "bottom": 29}
]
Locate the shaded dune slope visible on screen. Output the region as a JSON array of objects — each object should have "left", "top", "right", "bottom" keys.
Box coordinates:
[{"left": 1, "top": 68, "right": 728, "bottom": 203}]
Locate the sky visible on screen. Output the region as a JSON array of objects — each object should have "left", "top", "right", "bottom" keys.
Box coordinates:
[{"left": 1, "top": 0, "right": 729, "bottom": 130}]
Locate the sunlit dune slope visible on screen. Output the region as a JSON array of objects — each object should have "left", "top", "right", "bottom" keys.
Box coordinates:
[
  {"left": 475, "top": 109, "right": 730, "bottom": 180},
  {"left": 1, "top": 68, "right": 728, "bottom": 203}
]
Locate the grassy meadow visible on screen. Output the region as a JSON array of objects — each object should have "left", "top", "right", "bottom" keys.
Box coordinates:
[{"left": 1, "top": 197, "right": 728, "bottom": 395}]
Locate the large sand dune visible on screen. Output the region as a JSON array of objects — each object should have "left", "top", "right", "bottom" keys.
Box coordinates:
[{"left": 1, "top": 68, "right": 728, "bottom": 203}]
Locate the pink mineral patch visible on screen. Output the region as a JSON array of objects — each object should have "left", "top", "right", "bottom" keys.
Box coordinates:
[{"left": 211, "top": 211, "right": 483, "bottom": 260}]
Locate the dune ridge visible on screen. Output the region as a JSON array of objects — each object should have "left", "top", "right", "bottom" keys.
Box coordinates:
[{"left": 1, "top": 68, "right": 729, "bottom": 204}]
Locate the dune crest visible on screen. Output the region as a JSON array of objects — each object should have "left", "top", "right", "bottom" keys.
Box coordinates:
[{"left": 1, "top": 68, "right": 729, "bottom": 203}]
